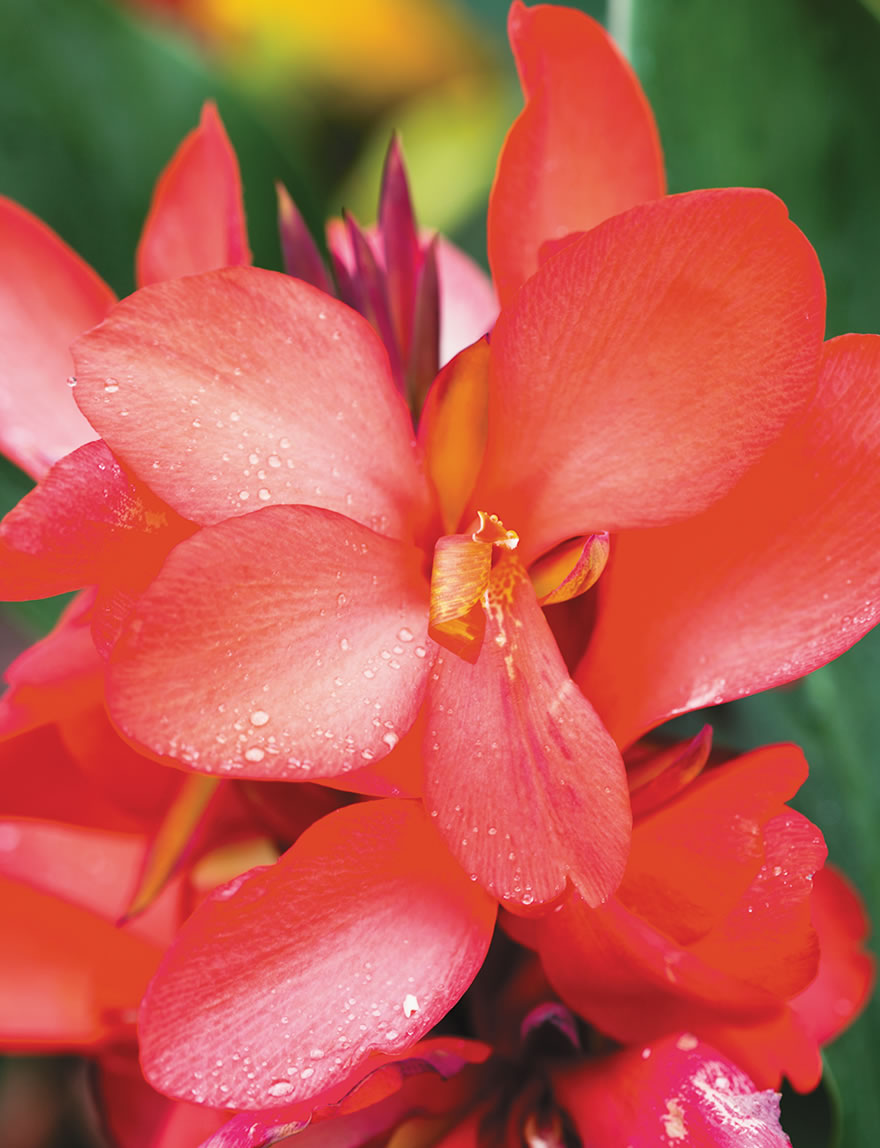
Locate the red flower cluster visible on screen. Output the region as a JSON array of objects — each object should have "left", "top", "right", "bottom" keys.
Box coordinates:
[{"left": 0, "top": 3, "right": 876, "bottom": 1145}]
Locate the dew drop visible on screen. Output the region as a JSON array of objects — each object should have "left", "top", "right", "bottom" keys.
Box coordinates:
[
  {"left": 249, "top": 710, "right": 270, "bottom": 727},
  {"left": 244, "top": 746, "right": 265, "bottom": 763},
  {"left": 398, "top": 627, "right": 414, "bottom": 642},
  {"left": 382, "top": 731, "right": 399, "bottom": 749},
  {"left": 268, "top": 454, "right": 282, "bottom": 468},
  {"left": 300, "top": 1067, "right": 315, "bottom": 1079},
  {"left": 103, "top": 377, "right": 119, "bottom": 393},
  {"left": 238, "top": 490, "right": 250, "bottom": 501},
  {"left": 402, "top": 993, "right": 420, "bottom": 1018},
  {"left": 415, "top": 646, "right": 427, "bottom": 658},
  {"left": 337, "top": 592, "right": 348, "bottom": 607},
  {"left": 267, "top": 1079, "right": 294, "bottom": 1098},
  {"left": 258, "top": 488, "right": 271, "bottom": 501},
  {"left": 340, "top": 637, "right": 351, "bottom": 651}
]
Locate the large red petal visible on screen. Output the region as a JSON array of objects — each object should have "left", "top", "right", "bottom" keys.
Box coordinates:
[
  {"left": 108, "top": 506, "right": 431, "bottom": 779},
  {"left": 488, "top": 1, "right": 664, "bottom": 307},
  {"left": 554, "top": 1036, "right": 791, "bottom": 1148},
  {"left": 72, "top": 268, "right": 430, "bottom": 539},
  {"left": 0, "top": 198, "right": 114, "bottom": 478},
  {"left": 423, "top": 550, "right": 630, "bottom": 910},
  {"left": 138, "top": 800, "right": 496, "bottom": 1111},
  {"left": 136, "top": 103, "right": 250, "bottom": 287},
  {"left": 473, "top": 189, "right": 825, "bottom": 561},
  {"left": 621, "top": 745, "right": 808, "bottom": 945},
  {"left": 579, "top": 334, "right": 880, "bottom": 744}
]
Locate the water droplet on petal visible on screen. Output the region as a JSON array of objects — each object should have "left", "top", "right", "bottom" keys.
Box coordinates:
[
  {"left": 244, "top": 746, "right": 265, "bottom": 763},
  {"left": 402, "top": 993, "right": 419, "bottom": 1018},
  {"left": 249, "top": 710, "right": 270, "bottom": 727},
  {"left": 267, "top": 1079, "right": 294, "bottom": 1098}
]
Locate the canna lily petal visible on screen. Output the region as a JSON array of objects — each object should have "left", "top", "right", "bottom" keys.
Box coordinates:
[
  {"left": 423, "top": 549, "right": 630, "bottom": 910},
  {"left": 687, "top": 810, "right": 825, "bottom": 1000},
  {"left": 579, "top": 334, "right": 880, "bottom": 745},
  {"left": 621, "top": 744, "right": 809, "bottom": 945},
  {"left": 488, "top": 1, "right": 664, "bottom": 307},
  {"left": 0, "top": 591, "right": 103, "bottom": 737},
  {"left": 136, "top": 102, "right": 251, "bottom": 287},
  {"left": 435, "top": 238, "right": 498, "bottom": 367},
  {"left": 0, "top": 875, "right": 161, "bottom": 1049},
  {"left": 72, "top": 268, "right": 430, "bottom": 538},
  {"left": 472, "top": 189, "right": 825, "bottom": 561},
  {"left": 694, "top": 1009, "right": 821, "bottom": 1094},
  {"left": 553, "top": 1036, "right": 792, "bottom": 1148},
  {"left": 138, "top": 800, "right": 496, "bottom": 1111},
  {"left": 108, "top": 505, "right": 431, "bottom": 779},
  {"left": 0, "top": 198, "right": 114, "bottom": 478},
  {"left": 790, "top": 865, "right": 875, "bottom": 1046},
  {"left": 202, "top": 1039, "right": 489, "bottom": 1148},
  {"left": 0, "top": 439, "right": 193, "bottom": 601}
]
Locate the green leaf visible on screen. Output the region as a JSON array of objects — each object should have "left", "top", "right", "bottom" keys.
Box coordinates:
[
  {"left": 629, "top": 0, "right": 880, "bottom": 338},
  {"left": 0, "top": 0, "right": 318, "bottom": 298}
]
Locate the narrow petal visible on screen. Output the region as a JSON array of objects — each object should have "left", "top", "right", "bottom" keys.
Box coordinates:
[
  {"left": 136, "top": 102, "right": 250, "bottom": 287},
  {"left": 554, "top": 1037, "right": 791, "bottom": 1148},
  {"left": 424, "top": 550, "right": 630, "bottom": 909},
  {"left": 276, "top": 183, "right": 332, "bottom": 293},
  {"left": 579, "top": 334, "right": 880, "bottom": 744},
  {"left": 488, "top": 1, "right": 664, "bottom": 307},
  {"left": 0, "top": 198, "right": 113, "bottom": 478},
  {"left": 72, "top": 268, "right": 430, "bottom": 540},
  {"left": 473, "top": 190, "right": 825, "bottom": 561},
  {"left": 139, "top": 800, "right": 496, "bottom": 1111},
  {"left": 108, "top": 506, "right": 431, "bottom": 779}
]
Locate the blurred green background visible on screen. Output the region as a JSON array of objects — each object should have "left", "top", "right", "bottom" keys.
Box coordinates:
[{"left": 1, "top": 0, "right": 878, "bottom": 1145}]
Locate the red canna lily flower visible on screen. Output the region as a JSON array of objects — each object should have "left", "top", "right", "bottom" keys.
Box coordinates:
[{"left": 1, "top": 0, "right": 878, "bottom": 1124}]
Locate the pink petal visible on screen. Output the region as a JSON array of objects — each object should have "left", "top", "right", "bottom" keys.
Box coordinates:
[
  {"left": 0, "top": 439, "right": 192, "bottom": 600},
  {"left": 108, "top": 506, "right": 431, "bottom": 779},
  {"left": 203, "top": 1039, "right": 489, "bottom": 1148},
  {"left": 276, "top": 183, "right": 333, "bottom": 294},
  {"left": 488, "top": 1, "right": 664, "bottom": 307},
  {"left": 579, "top": 333, "right": 880, "bottom": 745},
  {"left": 0, "top": 198, "right": 114, "bottom": 478},
  {"left": 472, "top": 189, "right": 825, "bottom": 562},
  {"left": 136, "top": 102, "right": 250, "bottom": 287},
  {"left": 554, "top": 1036, "right": 791, "bottom": 1148},
  {"left": 72, "top": 268, "right": 430, "bottom": 539},
  {"left": 423, "top": 550, "right": 630, "bottom": 909},
  {"left": 435, "top": 238, "right": 498, "bottom": 367},
  {"left": 138, "top": 800, "right": 496, "bottom": 1111}
]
